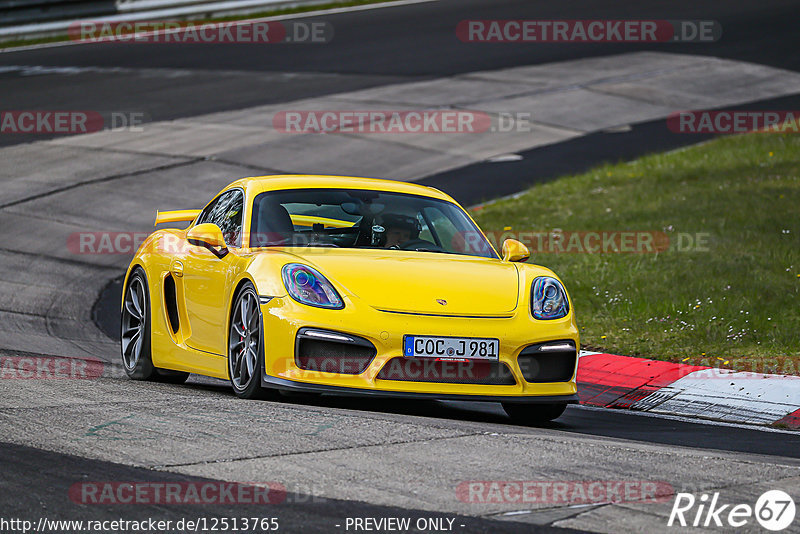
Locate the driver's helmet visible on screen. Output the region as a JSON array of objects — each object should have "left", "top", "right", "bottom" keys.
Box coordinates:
[{"left": 379, "top": 213, "right": 421, "bottom": 238}]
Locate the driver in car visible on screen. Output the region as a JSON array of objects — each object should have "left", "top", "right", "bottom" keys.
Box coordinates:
[{"left": 380, "top": 213, "right": 421, "bottom": 248}]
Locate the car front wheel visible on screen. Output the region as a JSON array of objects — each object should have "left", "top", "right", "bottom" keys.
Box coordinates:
[
  {"left": 228, "top": 283, "right": 272, "bottom": 399},
  {"left": 121, "top": 267, "right": 189, "bottom": 384}
]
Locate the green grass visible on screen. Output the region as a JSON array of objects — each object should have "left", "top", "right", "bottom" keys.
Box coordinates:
[
  {"left": 470, "top": 132, "right": 800, "bottom": 374},
  {"left": 0, "top": 0, "right": 395, "bottom": 49}
]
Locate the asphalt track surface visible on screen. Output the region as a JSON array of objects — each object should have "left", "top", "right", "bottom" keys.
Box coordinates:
[
  {"left": 1, "top": 0, "right": 799, "bottom": 147},
  {"left": 2, "top": 1, "right": 800, "bottom": 532},
  {"left": 2, "top": 441, "right": 572, "bottom": 534},
  {"left": 91, "top": 276, "right": 800, "bottom": 461}
]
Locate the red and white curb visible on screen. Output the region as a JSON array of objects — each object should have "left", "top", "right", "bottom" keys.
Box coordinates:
[{"left": 577, "top": 351, "right": 800, "bottom": 429}]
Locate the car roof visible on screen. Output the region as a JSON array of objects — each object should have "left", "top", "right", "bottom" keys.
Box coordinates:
[{"left": 226, "top": 174, "right": 457, "bottom": 204}]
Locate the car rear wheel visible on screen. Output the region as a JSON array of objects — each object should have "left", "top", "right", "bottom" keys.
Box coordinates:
[
  {"left": 502, "top": 402, "right": 567, "bottom": 424},
  {"left": 121, "top": 268, "right": 189, "bottom": 384},
  {"left": 228, "top": 283, "right": 272, "bottom": 399}
]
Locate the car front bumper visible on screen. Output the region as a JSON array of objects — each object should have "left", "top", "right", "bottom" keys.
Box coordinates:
[{"left": 260, "top": 295, "right": 579, "bottom": 401}]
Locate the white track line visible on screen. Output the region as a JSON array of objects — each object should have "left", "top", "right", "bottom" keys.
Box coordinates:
[{"left": 573, "top": 404, "right": 799, "bottom": 435}]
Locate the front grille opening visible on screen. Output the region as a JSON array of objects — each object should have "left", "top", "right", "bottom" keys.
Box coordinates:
[
  {"left": 295, "top": 334, "right": 376, "bottom": 375},
  {"left": 376, "top": 357, "right": 516, "bottom": 385},
  {"left": 163, "top": 274, "right": 180, "bottom": 334},
  {"left": 517, "top": 341, "right": 577, "bottom": 383}
]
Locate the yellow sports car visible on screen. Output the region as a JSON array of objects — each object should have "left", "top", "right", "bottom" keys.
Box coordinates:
[{"left": 121, "top": 175, "right": 579, "bottom": 423}]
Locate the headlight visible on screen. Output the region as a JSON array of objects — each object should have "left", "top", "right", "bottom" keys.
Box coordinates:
[
  {"left": 282, "top": 264, "right": 344, "bottom": 309},
  {"left": 531, "top": 277, "right": 569, "bottom": 320}
]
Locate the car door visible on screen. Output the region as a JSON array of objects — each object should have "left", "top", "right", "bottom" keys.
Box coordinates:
[{"left": 182, "top": 188, "right": 244, "bottom": 356}]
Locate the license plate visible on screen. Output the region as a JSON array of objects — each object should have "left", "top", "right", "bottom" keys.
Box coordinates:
[{"left": 403, "top": 336, "right": 499, "bottom": 361}]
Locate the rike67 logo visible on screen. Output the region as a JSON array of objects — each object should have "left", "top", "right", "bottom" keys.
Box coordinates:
[{"left": 668, "top": 490, "right": 795, "bottom": 531}]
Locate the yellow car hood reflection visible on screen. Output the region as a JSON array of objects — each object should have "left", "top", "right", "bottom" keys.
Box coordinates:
[{"left": 273, "top": 248, "right": 520, "bottom": 316}]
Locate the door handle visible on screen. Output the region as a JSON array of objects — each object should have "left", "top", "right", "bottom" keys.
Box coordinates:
[{"left": 171, "top": 260, "right": 184, "bottom": 278}]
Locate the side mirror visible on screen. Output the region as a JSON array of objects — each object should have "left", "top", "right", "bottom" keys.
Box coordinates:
[
  {"left": 187, "top": 223, "right": 228, "bottom": 258},
  {"left": 502, "top": 238, "right": 530, "bottom": 263}
]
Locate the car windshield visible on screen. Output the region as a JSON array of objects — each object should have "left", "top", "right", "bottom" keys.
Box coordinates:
[{"left": 249, "top": 188, "right": 497, "bottom": 259}]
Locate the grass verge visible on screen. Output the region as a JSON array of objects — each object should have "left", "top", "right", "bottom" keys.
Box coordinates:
[{"left": 470, "top": 131, "right": 800, "bottom": 374}]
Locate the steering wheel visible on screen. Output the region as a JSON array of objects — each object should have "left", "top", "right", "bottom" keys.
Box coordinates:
[{"left": 399, "top": 238, "right": 444, "bottom": 252}]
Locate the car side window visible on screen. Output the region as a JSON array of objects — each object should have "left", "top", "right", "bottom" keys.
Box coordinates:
[
  {"left": 423, "top": 206, "right": 465, "bottom": 253},
  {"left": 197, "top": 189, "right": 244, "bottom": 247},
  {"left": 417, "top": 213, "right": 435, "bottom": 243},
  {"left": 197, "top": 196, "right": 220, "bottom": 226}
]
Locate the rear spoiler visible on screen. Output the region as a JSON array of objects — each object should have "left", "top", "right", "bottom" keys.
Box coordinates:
[{"left": 154, "top": 209, "right": 201, "bottom": 227}]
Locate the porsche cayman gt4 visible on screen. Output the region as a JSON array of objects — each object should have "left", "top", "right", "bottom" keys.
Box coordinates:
[{"left": 121, "top": 175, "right": 579, "bottom": 423}]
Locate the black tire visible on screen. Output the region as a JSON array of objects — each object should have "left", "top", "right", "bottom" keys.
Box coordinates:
[
  {"left": 228, "top": 282, "right": 272, "bottom": 400},
  {"left": 121, "top": 268, "right": 156, "bottom": 380},
  {"left": 502, "top": 402, "right": 568, "bottom": 424},
  {"left": 121, "top": 267, "right": 190, "bottom": 384}
]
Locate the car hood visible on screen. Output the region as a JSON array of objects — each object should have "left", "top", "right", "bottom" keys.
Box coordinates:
[{"left": 276, "top": 248, "right": 520, "bottom": 316}]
